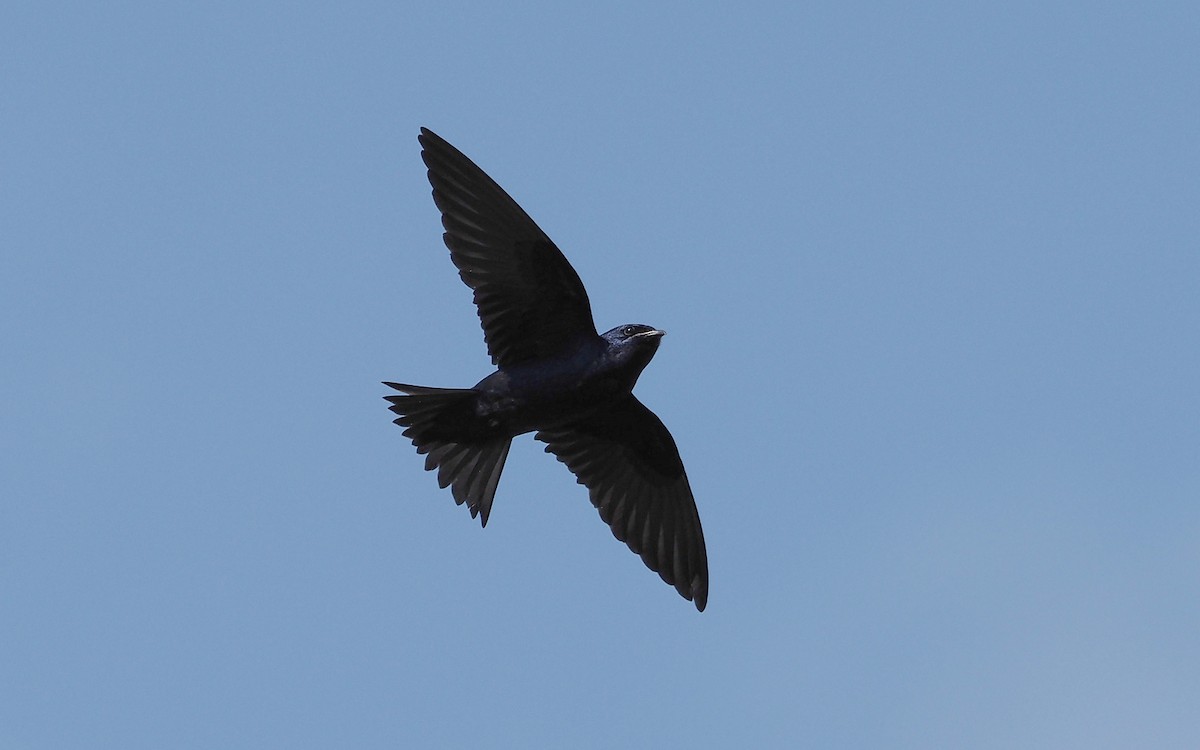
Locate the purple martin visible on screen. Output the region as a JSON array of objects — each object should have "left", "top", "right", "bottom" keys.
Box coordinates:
[{"left": 384, "top": 128, "right": 708, "bottom": 611}]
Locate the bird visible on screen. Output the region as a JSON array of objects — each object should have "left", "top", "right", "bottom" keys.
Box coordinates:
[{"left": 384, "top": 127, "right": 708, "bottom": 611}]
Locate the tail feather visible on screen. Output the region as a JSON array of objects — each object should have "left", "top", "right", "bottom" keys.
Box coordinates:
[{"left": 383, "top": 382, "right": 511, "bottom": 526}]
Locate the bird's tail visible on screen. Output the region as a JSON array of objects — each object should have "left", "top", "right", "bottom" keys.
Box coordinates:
[{"left": 383, "top": 382, "right": 511, "bottom": 526}]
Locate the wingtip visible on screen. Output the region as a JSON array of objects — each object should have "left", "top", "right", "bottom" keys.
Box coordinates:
[
  {"left": 691, "top": 575, "right": 708, "bottom": 612},
  {"left": 418, "top": 126, "right": 443, "bottom": 149},
  {"left": 417, "top": 127, "right": 433, "bottom": 152},
  {"left": 382, "top": 381, "right": 412, "bottom": 396}
]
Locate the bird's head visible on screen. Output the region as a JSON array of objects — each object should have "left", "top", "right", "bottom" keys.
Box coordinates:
[
  {"left": 601, "top": 324, "right": 665, "bottom": 379},
  {"left": 602, "top": 323, "right": 665, "bottom": 347}
]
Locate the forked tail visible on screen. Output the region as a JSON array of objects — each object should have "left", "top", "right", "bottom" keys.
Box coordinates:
[{"left": 383, "top": 382, "right": 511, "bottom": 526}]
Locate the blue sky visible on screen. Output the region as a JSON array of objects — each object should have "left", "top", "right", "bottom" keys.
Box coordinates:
[{"left": 2, "top": 2, "right": 1197, "bottom": 747}]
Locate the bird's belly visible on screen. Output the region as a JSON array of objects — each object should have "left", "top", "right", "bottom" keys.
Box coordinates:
[{"left": 474, "top": 368, "right": 625, "bottom": 435}]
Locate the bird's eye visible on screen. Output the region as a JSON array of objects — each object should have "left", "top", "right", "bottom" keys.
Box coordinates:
[{"left": 623, "top": 325, "right": 638, "bottom": 337}]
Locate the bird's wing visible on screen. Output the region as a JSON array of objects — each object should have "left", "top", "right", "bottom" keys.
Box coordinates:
[
  {"left": 535, "top": 397, "right": 709, "bottom": 611},
  {"left": 419, "top": 128, "right": 598, "bottom": 367}
]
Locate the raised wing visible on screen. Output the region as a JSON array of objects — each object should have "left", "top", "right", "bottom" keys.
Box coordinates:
[
  {"left": 419, "top": 128, "right": 598, "bottom": 367},
  {"left": 536, "top": 397, "right": 708, "bottom": 611}
]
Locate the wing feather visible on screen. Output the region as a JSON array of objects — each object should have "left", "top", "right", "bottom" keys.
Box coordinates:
[
  {"left": 536, "top": 397, "right": 708, "bottom": 611},
  {"left": 419, "top": 128, "right": 599, "bottom": 366}
]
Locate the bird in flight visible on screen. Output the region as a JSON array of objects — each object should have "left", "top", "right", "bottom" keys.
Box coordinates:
[{"left": 385, "top": 128, "right": 708, "bottom": 611}]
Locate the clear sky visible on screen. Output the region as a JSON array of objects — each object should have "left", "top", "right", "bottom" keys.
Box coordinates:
[{"left": 2, "top": 2, "right": 1197, "bottom": 748}]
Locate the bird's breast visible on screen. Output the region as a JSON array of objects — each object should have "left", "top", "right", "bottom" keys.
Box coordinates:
[{"left": 473, "top": 355, "right": 630, "bottom": 435}]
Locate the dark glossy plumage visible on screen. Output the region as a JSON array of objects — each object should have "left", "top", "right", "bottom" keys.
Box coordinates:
[
  {"left": 420, "top": 128, "right": 596, "bottom": 367},
  {"left": 385, "top": 128, "right": 708, "bottom": 611}
]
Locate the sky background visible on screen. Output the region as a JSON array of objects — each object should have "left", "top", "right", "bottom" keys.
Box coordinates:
[{"left": 2, "top": 2, "right": 1198, "bottom": 748}]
